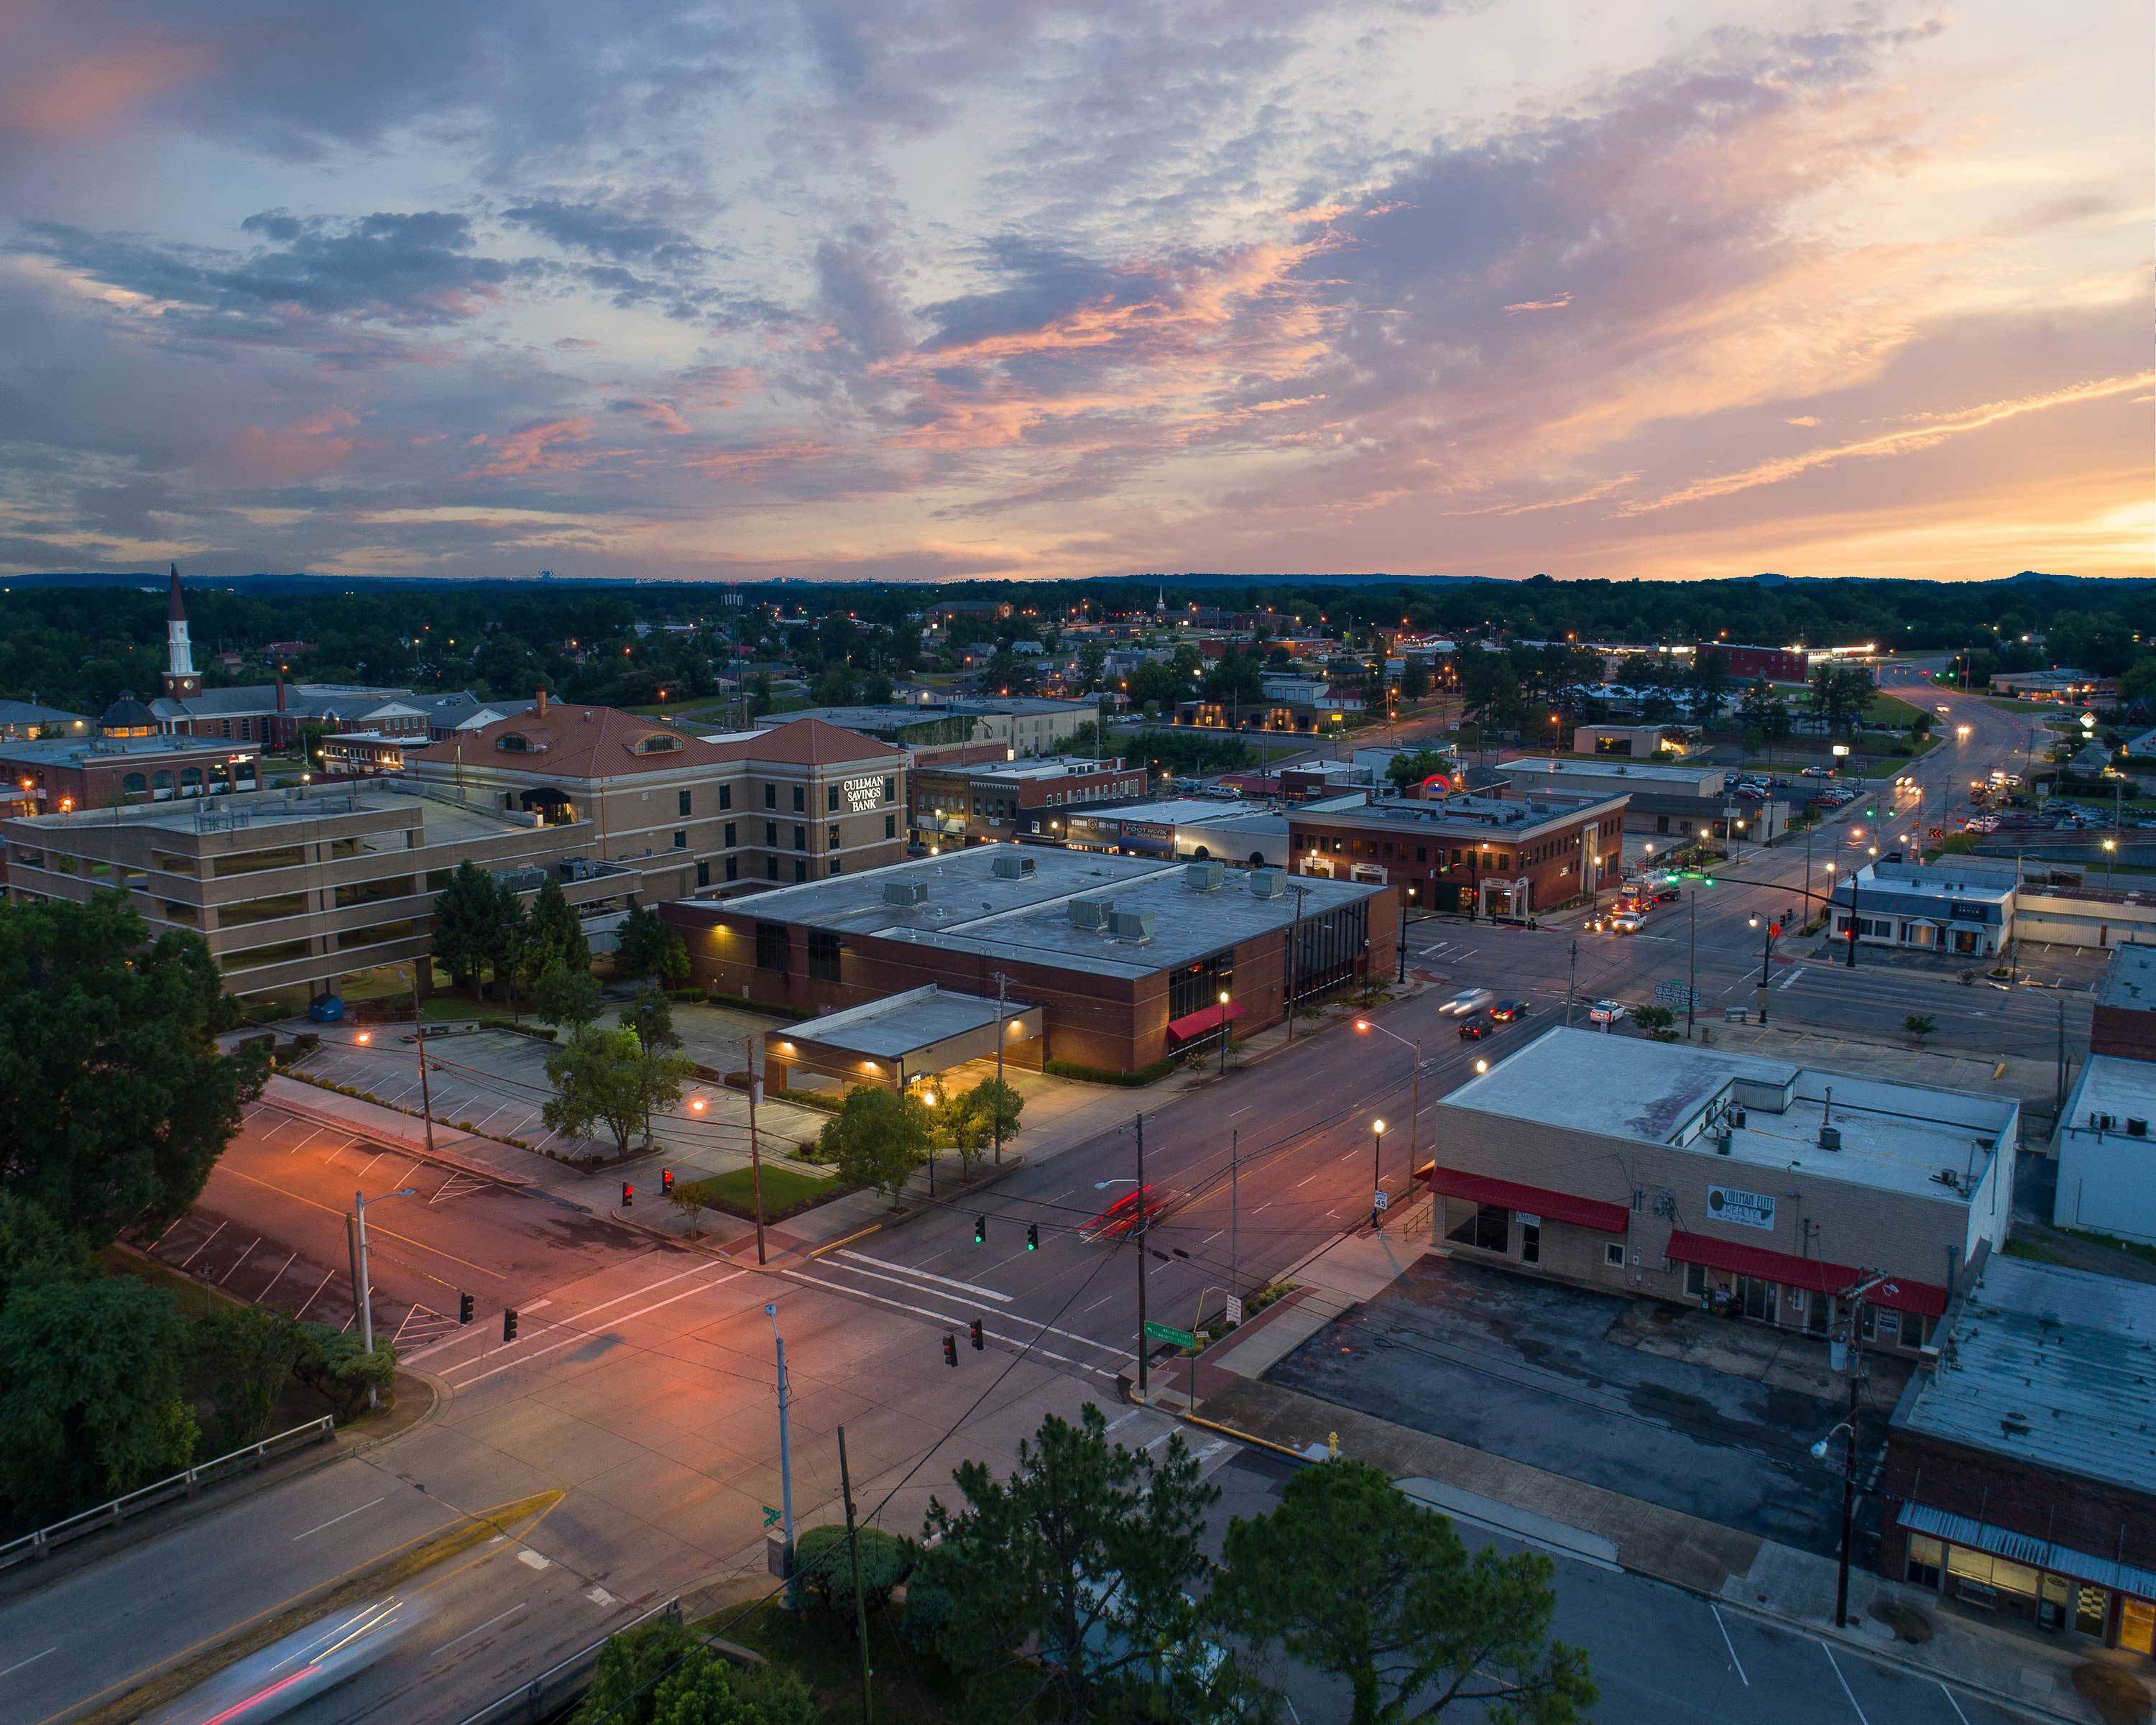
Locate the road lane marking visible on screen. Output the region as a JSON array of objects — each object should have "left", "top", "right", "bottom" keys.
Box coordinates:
[
  {"left": 1779, "top": 966, "right": 1806, "bottom": 990},
  {"left": 413, "top": 1267, "right": 704, "bottom": 1361},
  {"left": 837, "top": 1248, "right": 1013, "bottom": 1302},
  {"left": 1821, "top": 1644, "right": 1869, "bottom": 1725},
  {"left": 1710, "top": 1606, "right": 1747, "bottom": 1684},
  {"left": 784, "top": 1268, "right": 1120, "bottom": 1363},
  {"left": 291, "top": 1495, "right": 385, "bottom": 1541},
  {"left": 438, "top": 1601, "right": 529, "bottom": 1651},
  {"left": 446, "top": 1271, "right": 748, "bottom": 1387},
  {"left": 0, "top": 1647, "right": 55, "bottom": 1680}
]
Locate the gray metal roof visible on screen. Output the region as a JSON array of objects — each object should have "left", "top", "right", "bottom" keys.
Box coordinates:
[
  {"left": 0, "top": 700, "right": 90, "bottom": 730},
  {"left": 1895, "top": 1256, "right": 2156, "bottom": 1499},
  {"left": 780, "top": 987, "right": 1021, "bottom": 1059},
  {"left": 2099, "top": 944, "right": 2156, "bottom": 1013}
]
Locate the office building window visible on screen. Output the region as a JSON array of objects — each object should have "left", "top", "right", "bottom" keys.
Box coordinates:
[
  {"left": 766, "top": 856, "right": 779, "bottom": 880},
  {"left": 678, "top": 789, "right": 692, "bottom": 817},
  {"left": 827, "top": 824, "right": 840, "bottom": 848},
  {"left": 696, "top": 860, "right": 709, "bottom": 887},
  {"left": 793, "top": 824, "right": 806, "bottom": 852},
  {"left": 826, "top": 783, "right": 840, "bottom": 812},
  {"left": 885, "top": 814, "right": 895, "bottom": 840},
  {"left": 754, "top": 921, "right": 788, "bottom": 972},
  {"left": 829, "top": 858, "right": 842, "bottom": 875},
  {"left": 724, "top": 822, "right": 737, "bottom": 847},
  {"left": 1604, "top": 1241, "right": 1626, "bottom": 1268},
  {"left": 724, "top": 856, "right": 737, "bottom": 881},
  {"left": 1444, "top": 1203, "right": 1509, "bottom": 1254},
  {"left": 807, "top": 929, "right": 842, "bottom": 982},
  {"left": 673, "top": 829, "right": 687, "bottom": 849},
  {"left": 765, "top": 783, "right": 776, "bottom": 809},
  {"left": 794, "top": 859, "right": 808, "bottom": 882},
  {"left": 792, "top": 785, "right": 805, "bottom": 812},
  {"left": 719, "top": 783, "right": 732, "bottom": 810},
  {"left": 765, "top": 821, "right": 778, "bottom": 847},
  {"left": 883, "top": 776, "right": 896, "bottom": 804}
]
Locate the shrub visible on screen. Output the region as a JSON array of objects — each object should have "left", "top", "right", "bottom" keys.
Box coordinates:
[
  {"left": 294, "top": 1324, "right": 395, "bottom": 1420},
  {"left": 1044, "top": 1057, "right": 1178, "bottom": 1087},
  {"left": 792, "top": 1523, "right": 913, "bottom": 1616},
  {"left": 666, "top": 988, "right": 707, "bottom": 1004}
]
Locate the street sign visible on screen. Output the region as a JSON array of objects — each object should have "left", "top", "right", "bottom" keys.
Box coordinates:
[
  {"left": 1373, "top": 1190, "right": 1391, "bottom": 1213},
  {"left": 762, "top": 1504, "right": 781, "bottom": 1529},
  {"left": 1654, "top": 980, "right": 1695, "bottom": 1008},
  {"left": 1143, "top": 1320, "right": 1197, "bottom": 1348},
  {"left": 1225, "top": 1296, "right": 1244, "bottom": 1327}
]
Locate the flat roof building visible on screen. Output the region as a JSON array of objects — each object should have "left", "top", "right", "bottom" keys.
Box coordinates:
[
  {"left": 662, "top": 845, "right": 1395, "bottom": 1075},
  {"left": 1424, "top": 1028, "right": 2019, "bottom": 1354},
  {"left": 1831, "top": 860, "right": 2013, "bottom": 960},
  {"left": 1498, "top": 755, "right": 1786, "bottom": 847},
  {"left": 1880, "top": 1258, "right": 2156, "bottom": 1653},
  {"left": 0, "top": 732, "right": 260, "bottom": 821},
  {"left": 910, "top": 755, "right": 1148, "bottom": 848},
  {"left": 1289, "top": 790, "right": 1626, "bottom": 919}
]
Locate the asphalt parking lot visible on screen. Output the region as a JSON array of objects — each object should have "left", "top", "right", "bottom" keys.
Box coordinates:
[{"left": 1266, "top": 1256, "right": 1884, "bottom": 1555}]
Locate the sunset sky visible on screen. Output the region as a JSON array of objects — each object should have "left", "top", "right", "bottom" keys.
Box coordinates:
[{"left": 1, "top": 1, "right": 2150, "bottom": 584}]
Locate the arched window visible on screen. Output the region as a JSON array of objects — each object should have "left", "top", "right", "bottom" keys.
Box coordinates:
[
  {"left": 121, "top": 773, "right": 147, "bottom": 796},
  {"left": 497, "top": 733, "right": 530, "bottom": 753},
  {"left": 180, "top": 767, "right": 203, "bottom": 789},
  {"left": 152, "top": 770, "right": 174, "bottom": 792},
  {"left": 632, "top": 733, "right": 682, "bottom": 755}
]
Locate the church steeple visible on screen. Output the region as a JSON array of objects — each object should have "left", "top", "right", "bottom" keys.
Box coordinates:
[{"left": 161, "top": 564, "right": 201, "bottom": 700}]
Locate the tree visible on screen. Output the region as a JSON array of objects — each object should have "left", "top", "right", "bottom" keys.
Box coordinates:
[
  {"left": 793, "top": 1523, "right": 913, "bottom": 1617},
  {"left": 1386, "top": 750, "right": 1455, "bottom": 795},
  {"left": 918, "top": 1402, "right": 1225, "bottom": 1722},
  {"left": 620, "top": 985, "right": 681, "bottom": 1051},
  {"left": 0, "top": 1275, "right": 200, "bottom": 1524},
  {"left": 1210, "top": 1458, "right": 1595, "bottom": 1725},
  {"left": 0, "top": 892, "right": 266, "bottom": 1251},
  {"left": 432, "top": 859, "right": 510, "bottom": 995},
  {"left": 525, "top": 874, "right": 591, "bottom": 977},
  {"left": 532, "top": 960, "right": 603, "bottom": 1028},
  {"left": 747, "top": 671, "right": 775, "bottom": 718},
  {"left": 936, "top": 1078, "right": 1024, "bottom": 1177},
  {"left": 1077, "top": 641, "right": 1108, "bottom": 690},
  {"left": 1689, "top": 655, "right": 1734, "bottom": 729},
  {"left": 1125, "top": 661, "right": 1181, "bottom": 714},
  {"left": 191, "top": 1304, "right": 308, "bottom": 1450},
  {"left": 616, "top": 903, "right": 689, "bottom": 987},
  {"left": 1904, "top": 1013, "right": 1938, "bottom": 1046},
  {"left": 544, "top": 1026, "right": 692, "bottom": 1157},
  {"left": 818, "top": 1085, "right": 931, "bottom": 1208},
  {"left": 1203, "top": 649, "right": 1265, "bottom": 722},
  {"left": 1399, "top": 657, "right": 1429, "bottom": 702}
]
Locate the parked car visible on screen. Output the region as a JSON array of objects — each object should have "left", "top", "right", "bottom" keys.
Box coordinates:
[
  {"left": 1488, "top": 1000, "right": 1530, "bottom": 1022},
  {"left": 1439, "top": 988, "right": 1496, "bottom": 1016},
  {"left": 1800, "top": 765, "right": 1834, "bottom": 778},
  {"left": 1458, "top": 1013, "right": 1493, "bottom": 1041},
  {"left": 1588, "top": 999, "right": 1627, "bottom": 1025}
]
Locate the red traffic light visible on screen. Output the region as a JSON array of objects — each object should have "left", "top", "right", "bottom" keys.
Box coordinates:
[
  {"left": 970, "top": 1316, "right": 985, "bottom": 1351},
  {"left": 660, "top": 1169, "right": 673, "bottom": 1194},
  {"left": 942, "top": 1333, "right": 958, "bottom": 1368},
  {"left": 621, "top": 1182, "right": 634, "bottom": 1208}
]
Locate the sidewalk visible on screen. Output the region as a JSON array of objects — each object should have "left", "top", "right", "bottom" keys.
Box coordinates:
[{"left": 1182, "top": 1210, "right": 2116, "bottom": 1725}]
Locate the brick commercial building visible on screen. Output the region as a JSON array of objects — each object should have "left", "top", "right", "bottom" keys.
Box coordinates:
[
  {"left": 1424, "top": 1029, "right": 2019, "bottom": 1356},
  {"left": 398, "top": 696, "right": 908, "bottom": 902},
  {"left": 2090, "top": 944, "right": 2156, "bottom": 1060},
  {"left": 1699, "top": 642, "right": 1809, "bottom": 684},
  {"left": 1287, "top": 790, "right": 1626, "bottom": 919},
  {"left": 1496, "top": 755, "right": 1787, "bottom": 847},
  {"left": 910, "top": 756, "right": 1148, "bottom": 847},
  {"left": 1880, "top": 1258, "right": 2156, "bottom": 1657},
  {"left": 1, "top": 783, "right": 629, "bottom": 1001},
  {"left": 0, "top": 730, "right": 259, "bottom": 818},
  {"left": 661, "top": 845, "right": 1394, "bottom": 1076}
]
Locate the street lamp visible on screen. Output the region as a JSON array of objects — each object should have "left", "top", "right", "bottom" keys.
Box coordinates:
[
  {"left": 351, "top": 1184, "right": 417, "bottom": 1407},
  {"left": 2106, "top": 836, "right": 2118, "bottom": 881},
  {"left": 765, "top": 1302, "right": 796, "bottom": 1578},
  {"left": 1217, "top": 989, "right": 1233, "bottom": 1075},
  {"left": 1369, "top": 1119, "right": 1387, "bottom": 1229},
  {"left": 1355, "top": 1019, "right": 1422, "bottom": 1227}
]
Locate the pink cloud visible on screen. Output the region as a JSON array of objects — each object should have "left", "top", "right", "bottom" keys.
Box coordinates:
[
  {"left": 466, "top": 417, "right": 595, "bottom": 477},
  {"left": 1, "top": 40, "right": 216, "bottom": 141}
]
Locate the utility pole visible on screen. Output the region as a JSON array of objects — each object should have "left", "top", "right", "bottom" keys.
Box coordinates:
[
  {"left": 411, "top": 967, "right": 436, "bottom": 1155},
  {"left": 766, "top": 1303, "right": 794, "bottom": 1578},
  {"left": 351, "top": 1186, "right": 414, "bottom": 1407},
  {"left": 1229, "top": 1129, "right": 1240, "bottom": 1300},
  {"left": 1284, "top": 882, "right": 1309, "bottom": 1043},
  {"left": 745, "top": 1035, "right": 768, "bottom": 1265},
  {"left": 2058, "top": 995, "right": 2068, "bottom": 1110},
  {"left": 992, "top": 972, "right": 1009, "bottom": 1164},
  {"left": 837, "top": 1426, "right": 873, "bottom": 1724},
  {"left": 1846, "top": 872, "right": 1861, "bottom": 969},
  {"left": 1134, "top": 1112, "right": 1150, "bottom": 1404},
  {"left": 1687, "top": 888, "right": 1698, "bottom": 1039},
  {"left": 1565, "top": 938, "right": 1578, "bottom": 1029}
]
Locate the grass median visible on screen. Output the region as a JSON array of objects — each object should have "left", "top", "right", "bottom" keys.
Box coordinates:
[{"left": 678, "top": 1164, "right": 844, "bottom": 1222}]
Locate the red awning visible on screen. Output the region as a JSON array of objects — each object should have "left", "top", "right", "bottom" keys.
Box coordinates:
[
  {"left": 1167, "top": 1000, "right": 1247, "bottom": 1042},
  {"left": 1421, "top": 1166, "right": 1630, "bottom": 1235},
  {"left": 1663, "top": 1230, "right": 1948, "bottom": 1317}
]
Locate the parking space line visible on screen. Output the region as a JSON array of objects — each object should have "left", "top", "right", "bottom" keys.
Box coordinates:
[
  {"left": 295, "top": 1269, "right": 336, "bottom": 1318},
  {"left": 1709, "top": 1606, "right": 1747, "bottom": 1685},
  {"left": 257, "top": 1251, "right": 299, "bottom": 1300},
  {"left": 1821, "top": 1644, "right": 1868, "bottom": 1725},
  {"left": 217, "top": 1237, "right": 262, "bottom": 1286},
  {"left": 178, "top": 1220, "right": 226, "bottom": 1269}
]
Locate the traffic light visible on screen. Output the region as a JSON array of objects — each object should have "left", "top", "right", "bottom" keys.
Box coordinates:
[
  {"left": 1866, "top": 805, "right": 1876, "bottom": 818},
  {"left": 942, "top": 1332, "right": 957, "bottom": 1368},
  {"left": 1026, "top": 1223, "right": 1038, "bottom": 1251},
  {"left": 459, "top": 1292, "right": 474, "bottom": 1325},
  {"left": 621, "top": 1182, "right": 634, "bottom": 1209},
  {"left": 660, "top": 1168, "right": 673, "bottom": 1195},
  {"left": 503, "top": 1308, "right": 519, "bottom": 1343},
  {"left": 974, "top": 1214, "right": 986, "bottom": 1245},
  {"left": 970, "top": 1316, "right": 985, "bottom": 1351}
]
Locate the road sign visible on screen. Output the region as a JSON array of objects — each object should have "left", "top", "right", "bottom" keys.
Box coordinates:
[
  {"left": 1372, "top": 1190, "right": 1391, "bottom": 1213},
  {"left": 1225, "top": 1296, "right": 1244, "bottom": 1327},
  {"left": 1654, "top": 980, "right": 1695, "bottom": 1008},
  {"left": 762, "top": 1504, "right": 781, "bottom": 1529},
  {"left": 1143, "top": 1320, "right": 1197, "bottom": 1348}
]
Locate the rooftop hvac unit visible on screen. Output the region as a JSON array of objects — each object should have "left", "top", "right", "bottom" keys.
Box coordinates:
[
  {"left": 1184, "top": 858, "right": 1225, "bottom": 892},
  {"left": 1818, "top": 1126, "right": 1842, "bottom": 1151},
  {"left": 1109, "top": 909, "right": 1156, "bottom": 942},
  {"left": 1069, "top": 896, "right": 1116, "bottom": 929},
  {"left": 883, "top": 880, "right": 929, "bottom": 907},
  {"left": 991, "top": 852, "right": 1036, "bottom": 880},
  {"left": 1249, "top": 868, "right": 1287, "bottom": 899},
  {"left": 2132, "top": 1118, "right": 2150, "bottom": 1138}
]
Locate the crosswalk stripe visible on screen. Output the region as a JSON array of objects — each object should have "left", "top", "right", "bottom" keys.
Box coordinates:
[{"left": 835, "top": 1248, "right": 1013, "bottom": 1302}]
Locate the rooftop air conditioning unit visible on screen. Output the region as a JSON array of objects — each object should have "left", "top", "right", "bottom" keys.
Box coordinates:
[
  {"left": 1818, "top": 1126, "right": 1843, "bottom": 1151},
  {"left": 1185, "top": 858, "right": 1225, "bottom": 892},
  {"left": 1249, "top": 868, "right": 1287, "bottom": 899},
  {"left": 1109, "top": 909, "right": 1157, "bottom": 942},
  {"left": 2132, "top": 1119, "right": 2150, "bottom": 1138},
  {"left": 1069, "top": 896, "right": 1116, "bottom": 929},
  {"left": 884, "top": 880, "right": 929, "bottom": 907},
  {"left": 991, "top": 852, "right": 1036, "bottom": 880}
]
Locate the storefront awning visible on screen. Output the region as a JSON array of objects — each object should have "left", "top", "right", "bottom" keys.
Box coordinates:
[
  {"left": 1167, "top": 1000, "right": 1246, "bottom": 1042},
  {"left": 1664, "top": 1230, "right": 1948, "bottom": 1317},
  {"left": 1900, "top": 1501, "right": 2156, "bottom": 1600},
  {"left": 1422, "top": 1166, "right": 1629, "bottom": 1234}
]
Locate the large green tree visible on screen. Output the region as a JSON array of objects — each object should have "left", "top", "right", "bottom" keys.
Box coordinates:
[
  {"left": 818, "top": 1085, "right": 931, "bottom": 1207},
  {"left": 0, "top": 892, "right": 264, "bottom": 1249},
  {"left": 543, "top": 1026, "right": 693, "bottom": 1156},
  {"left": 532, "top": 960, "right": 604, "bottom": 1028},
  {"left": 525, "top": 874, "right": 592, "bottom": 978},
  {"left": 616, "top": 903, "right": 689, "bottom": 987},
  {"left": 431, "top": 859, "right": 511, "bottom": 995},
  {"left": 919, "top": 1403, "right": 1235, "bottom": 1722},
  {"left": 1210, "top": 1458, "right": 1595, "bottom": 1725}
]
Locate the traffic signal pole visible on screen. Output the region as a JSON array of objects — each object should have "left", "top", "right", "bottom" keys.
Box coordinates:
[{"left": 1134, "top": 1111, "right": 1149, "bottom": 1404}]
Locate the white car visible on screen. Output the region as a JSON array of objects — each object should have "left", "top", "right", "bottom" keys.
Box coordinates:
[
  {"left": 1440, "top": 988, "right": 1496, "bottom": 1016},
  {"left": 1588, "top": 999, "right": 1628, "bottom": 1025},
  {"left": 1610, "top": 911, "right": 1646, "bottom": 934},
  {"left": 1800, "top": 765, "right": 1834, "bottom": 778}
]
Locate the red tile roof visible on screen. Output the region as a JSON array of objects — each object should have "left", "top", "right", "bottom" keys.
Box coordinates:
[{"left": 402, "top": 705, "right": 898, "bottom": 781}]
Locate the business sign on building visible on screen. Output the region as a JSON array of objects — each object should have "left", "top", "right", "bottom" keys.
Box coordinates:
[
  {"left": 1706, "top": 1185, "right": 1776, "bottom": 1230},
  {"left": 1121, "top": 820, "right": 1178, "bottom": 859},
  {"left": 840, "top": 775, "right": 886, "bottom": 814}
]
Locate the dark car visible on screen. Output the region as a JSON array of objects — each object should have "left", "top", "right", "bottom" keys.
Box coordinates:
[
  {"left": 1458, "top": 1013, "right": 1493, "bottom": 1041},
  {"left": 1488, "top": 1000, "right": 1530, "bottom": 1023}
]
